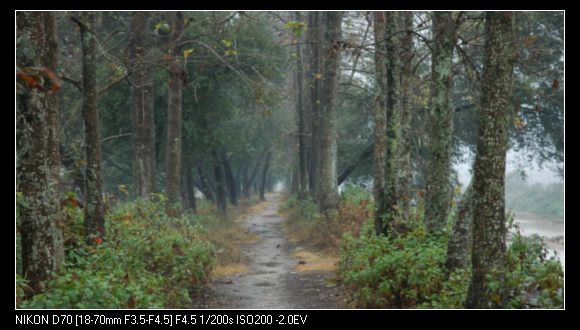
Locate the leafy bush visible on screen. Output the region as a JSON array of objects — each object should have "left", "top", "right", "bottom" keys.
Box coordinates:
[
  {"left": 339, "top": 211, "right": 564, "bottom": 308},
  {"left": 19, "top": 197, "right": 215, "bottom": 308},
  {"left": 339, "top": 219, "right": 459, "bottom": 308}
]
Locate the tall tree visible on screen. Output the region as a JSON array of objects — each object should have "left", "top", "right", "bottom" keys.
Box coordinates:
[
  {"left": 317, "top": 11, "right": 343, "bottom": 213},
  {"left": 221, "top": 152, "right": 238, "bottom": 206},
  {"left": 214, "top": 155, "right": 227, "bottom": 214},
  {"left": 306, "top": 12, "right": 323, "bottom": 200},
  {"left": 164, "top": 12, "right": 186, "bottom": 213},
  {"left": 398, "top": 11, "right": 414, "bottom": 219},
  {"left": 383, "top": 11, "right": 400, "bottom": 233},
  {"left": 372, "top": 12, "right": 388, "bottom": 235},
  {"left": 129, "top": 11, "right": 156, "bottom": 197},
  {"left": 16, "top": 11, "right": 64, "bottom": 295},
  {"left": 294, "top": 11, "right": 308, "bottom": 199},
  {"left": 74, "top": 12, "right": 106, "bottom": 242},
  {"left": 423, "top": 12, "right": 460, "bottom": 233},
  {"left": 466, "top": 11, "right": 516, "bottom": 308}
]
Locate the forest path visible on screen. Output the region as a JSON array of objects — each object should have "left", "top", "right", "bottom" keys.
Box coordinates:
[{"left": 192, "top": 193, "right": 347, "bottom": 309}]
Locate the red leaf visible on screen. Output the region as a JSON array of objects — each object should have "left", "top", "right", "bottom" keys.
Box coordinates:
[
  {"left": 17, "top": 70, "right": 41, "bottom": 89},
  {"left": 40, "top": 68, "right": 61, "bottom": 92}
]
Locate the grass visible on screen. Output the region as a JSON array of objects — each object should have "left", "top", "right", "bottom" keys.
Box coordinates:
[
  {"left": 293, "top": 250, "right": 338, "bottom": 273},
  {"left": 198, "top": 197, "right": 262, "bottom": 277}
]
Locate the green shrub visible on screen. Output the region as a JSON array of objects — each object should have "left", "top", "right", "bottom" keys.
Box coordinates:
[
  {"left": 339, "top": 218, "right": 455, "bottom": 308},
  {"left": 339, "top": 211, "right": 564, "bottom": 309},
  {"left": 19, "top": 197, "right": 215, "bottom": 309}
]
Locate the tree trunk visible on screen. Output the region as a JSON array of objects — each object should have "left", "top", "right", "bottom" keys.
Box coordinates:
[
  {"left": 259, "top": 152, "right": 272, "bottom": 201},
  {"left": 129, "top": 11, "right": 156, "bottom": 197},
  {"left": 78, "top": 12, "right": 106, "bottom": 242},
  {"left": 246, "top": 156, "right": 262, "bottom": 198},
  {"left": 221, "top": 152, "right": 238, "bottom": 206},
  {"left": 294, "top": 11, "right": 309, "bottom": 199},
  {"left": 164, "top": 12, "right": 186, "bottom": 214},
  {"left": 424, "top": 12, "right": 458, "bottom": 233},
  {"left": 337, "top": 143, "right": 374, "bottom": 186},
  {"left": 182, "top": 159, "right": 196, "bottom": 213},
  {"left": 17, "top": 11, "right": 64, "bottom": 295},
  {"left": 398, "top": 11, "right": 414, "bottom": 219},
  {"left": 445, "top": 181, "right": 474, "bottom": 274},
  {"left": 372, "top": 12, "right": 388, "bottom": 236},
  {"left": 317, "top": 11, "right": 342, "bottom": 214},
  {"left": 383, "top": 11, "right": 400, "bottom": 235},
  {"left": 214, "top": 155, "right": 227, "bottom": 214},
  {"left": 466, "top": 12, "right": 515, "bottom": 309},
  {"left": 307, "top": 11, "right": 323, "bottom": 200}
]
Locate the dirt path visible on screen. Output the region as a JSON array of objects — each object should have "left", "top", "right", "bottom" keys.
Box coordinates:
[{"left": 192, "top": 193, "right": 347, "bottom": 309}]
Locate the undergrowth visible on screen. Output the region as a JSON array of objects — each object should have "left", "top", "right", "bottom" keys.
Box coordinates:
[
  {"left": 279, "top": 185, "right": 564, "bottom": 309},
  {"left": 17, "top": 195, "right": 216, "bottom": 308}
]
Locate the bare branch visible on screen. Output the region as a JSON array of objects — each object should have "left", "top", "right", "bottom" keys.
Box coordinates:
[{"left": 100, "top": 133, "right": 132, "bottom": 145}]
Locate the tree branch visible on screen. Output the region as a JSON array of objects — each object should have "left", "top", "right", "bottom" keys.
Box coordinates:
[{"left": 100, "top": 133, "right": 132, "bottom": 145}]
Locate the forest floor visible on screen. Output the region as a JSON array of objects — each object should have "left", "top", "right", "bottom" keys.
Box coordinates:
[{"left": 191, "top": 193, "right": 349, "bottom": 309}]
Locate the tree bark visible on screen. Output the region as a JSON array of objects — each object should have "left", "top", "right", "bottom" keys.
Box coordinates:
[
  {"left": 445, "top": 181, "right": 474, "bottom": 274},
  {"left": 17, "top": 11, "right": 64, "bottom": 295},
  {"left": 307, "top": 12, "right": 323, "bottom": 200},
  {"left": 424, "top": 12, "right": 458, "bottom": 233},
  {"left": 78, "top": 12, "right": 106, "bottom": 242},
  {"left": 129, "top": 11, "right": 156, "bottom": 197},
  {"left": 317, "top": 11, "right": 342, "bottom": 214},
  {"left": 383, "top": 11, "right": 400, "bottom": 235},
  {"left": 294, "top": 11, "right": 309, "bottom": 199},
  {"left": 398, "top": 11, "right": 414, "bottom": 219},
  {"left": 372, "top": 12, "right": 388, "bottom": 236},
  {"left": 466, "top": 12, "right": 515, "bottom": 309},
  {"left": 165, "top": 12, "right": 186, "bottom": 213}
]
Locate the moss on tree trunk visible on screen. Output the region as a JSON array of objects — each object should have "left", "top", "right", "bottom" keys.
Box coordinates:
[{"left": 466, "top": 11, "right": 515, "bottom": 308}]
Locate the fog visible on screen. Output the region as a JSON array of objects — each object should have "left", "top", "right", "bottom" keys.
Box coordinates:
[{"left": 454, "top": 150, "right": 563, "bottom": 188}]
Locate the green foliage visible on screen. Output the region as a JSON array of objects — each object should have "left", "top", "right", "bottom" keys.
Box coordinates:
[
  {"left": 19, "top": 197, "right": 215, "bottom": 308},
  {"left": 283, "top": 21, "right": 307, "bottom": 38},
  {"left": 339, "top": 218, "right": 455, "bottom": 308},
  {"left": 339, "top": 209, "right": 564, "bottom": 308},
  {"left": 504, "top": 223, "right": 564, "bottom": 308},
  {"left": 340, "top": 184, "right": 372, "bottom": 206},
  {"left": 279, "top": 195, "right": 318, "bottom": 222}
]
